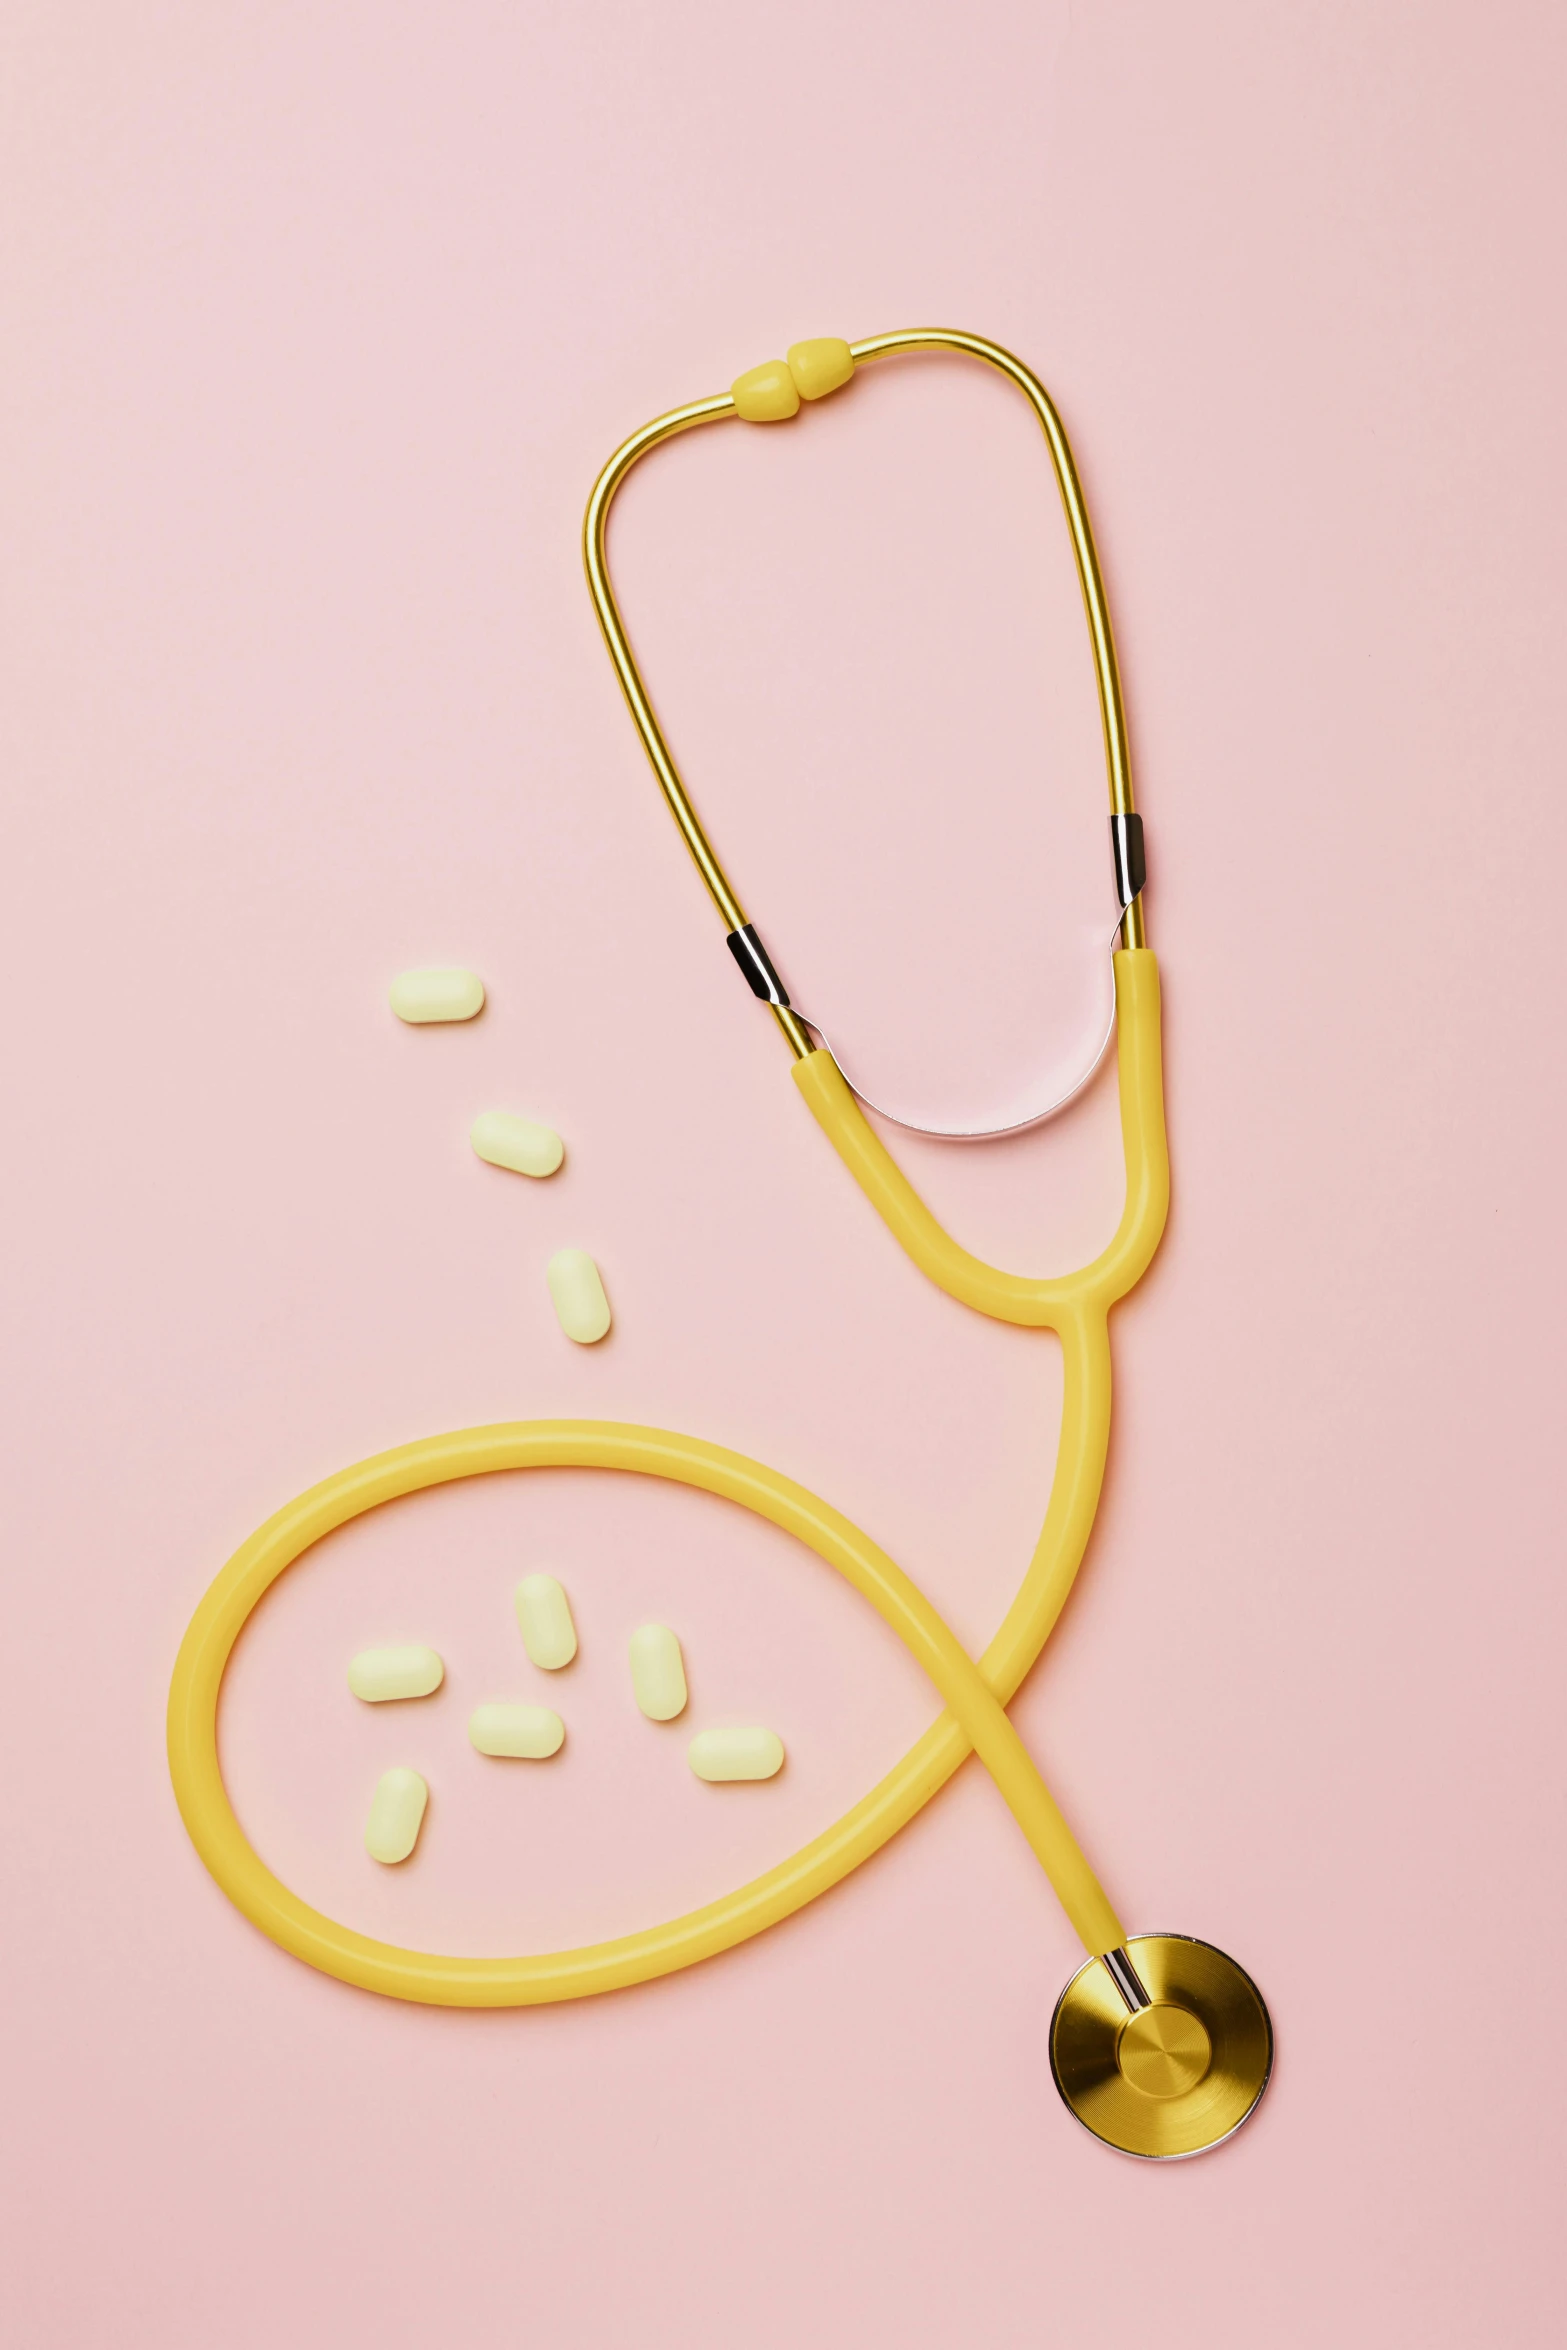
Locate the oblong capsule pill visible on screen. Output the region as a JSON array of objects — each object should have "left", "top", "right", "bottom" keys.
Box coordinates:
[
  {"left": 546, "top": 1249, "right": 611, "bottom": 1344},
  {"left": 628, "top": 1624, "right": 687, "bottom": 1721},
  {"left": 468, "top": 1702, "right": 565, "bottom": 1759},
  {"left": 365, "top": 1768, "right": 428, "bottom": 1863},
  {"left": 389, "top": 967, "right": 485, "bottom": 1024},
  {"left": 347, "top": 1645, "right": 444, "bottom": 1703},
  {"left": 688, "top": 1726, "right": 785, "bottom": 1782},
  {"left": 514, "top": 1572, "right": 578, "bottom": 1669},
  {"left": 471, "top": 1110, "right": 564, "bottom": 1179}
]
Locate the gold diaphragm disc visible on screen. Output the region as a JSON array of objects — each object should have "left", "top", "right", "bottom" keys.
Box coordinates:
[{"left": 1049, "top": 1934, "right": 1273, "bottom": 2159}]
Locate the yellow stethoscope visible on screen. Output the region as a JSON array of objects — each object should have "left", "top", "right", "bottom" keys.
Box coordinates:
[{"left": 168, "top": 328, "right": 1272, "bottom": 2160}]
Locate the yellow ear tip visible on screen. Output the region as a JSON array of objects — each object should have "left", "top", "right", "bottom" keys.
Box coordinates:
[
  {"left": 730, "top": 359, "right": 800, "bottom": 422},
  {"left": 787, "top": 337, "right": 855, "bottom": 401}
]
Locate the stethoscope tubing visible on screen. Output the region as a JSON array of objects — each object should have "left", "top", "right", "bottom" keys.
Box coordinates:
[
  {"left": 169, "top": 334, "right": 1171, "bottom": 2013},
  {"left": 167, "top": 952, "right": 1167, "bottom": 2003}
]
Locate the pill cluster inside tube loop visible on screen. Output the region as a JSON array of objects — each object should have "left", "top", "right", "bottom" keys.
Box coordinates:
[{"left": 349, "top": 1582, "right": 784, "bottom": 1864}]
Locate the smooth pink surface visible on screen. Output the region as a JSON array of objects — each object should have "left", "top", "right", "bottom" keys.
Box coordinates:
[{"left": 3, "top": 5, "right": 1564, "bottom": 2343}]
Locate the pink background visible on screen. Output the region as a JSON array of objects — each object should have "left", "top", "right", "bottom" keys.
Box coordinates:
[{"left": 3, "top": 5, "right": 1565, "bottom": 2343}]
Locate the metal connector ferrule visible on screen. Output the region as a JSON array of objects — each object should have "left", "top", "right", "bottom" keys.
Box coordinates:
[
  {"left": 726, "top": 923, "right": 790, "bottom": 1006},
  {"left": 1102, "top": 1945, "right": 1153, "bottom": 2013},
  {"left": 1110, "top": 812, "right": 1146, "bottom": 912}
]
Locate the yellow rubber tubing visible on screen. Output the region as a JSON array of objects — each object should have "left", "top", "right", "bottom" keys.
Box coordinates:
[{"left": 167, "top": 951, "right": 1168, "bottom": 2006}]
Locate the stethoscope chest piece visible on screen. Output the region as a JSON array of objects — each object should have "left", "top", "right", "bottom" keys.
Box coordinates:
[{"left": 1050, "top": 1935, "right": 1273, "bottom": 2158}]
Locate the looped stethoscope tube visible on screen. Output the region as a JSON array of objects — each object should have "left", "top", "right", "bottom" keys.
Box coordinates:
[{"left": 167, "top": 329, "right": 1272, "bottom": 2159}]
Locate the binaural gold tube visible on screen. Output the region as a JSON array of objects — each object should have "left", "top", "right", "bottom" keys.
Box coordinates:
[
  {"left": 581, "top": 327, "right": 1148, "bottom": 1046},
  {"left": 583, "top": 390, "right": 745, "bottom": 931},
  {"left": 846, "top": 331, "right": 1137, "bottom": 828},
  {"left": 583, "top": 391, "right": 813, "bottom": 1056}
]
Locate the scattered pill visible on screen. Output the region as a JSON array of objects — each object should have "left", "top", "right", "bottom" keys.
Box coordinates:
[
  {"left": 547, "top": 1249, "right": 611, "bottom": 1343},
  {"left": 688, "top": 1726, "right": 785, "bottom": 1783},
  {"left": 389, "top": 967, "right": 485, "bottom": 1024},
  {"left": 628, "top": 1624, "right": 688, "bottom": 1721},
  {"left": 347, "top": 1645, "right": 444, "bottom": 1703},
  {"left": 365, "top": 1768, "right": 428, "bottom": 1863},
  {"left": 468, "top": 1702, "right": 565, "bottom": 1759},
  {"left": 514, "top": 1572, "right": 578, "bottom": 1669},
  {"left": 471, "top": 1109, "right": 564, "bottom": 1179}
]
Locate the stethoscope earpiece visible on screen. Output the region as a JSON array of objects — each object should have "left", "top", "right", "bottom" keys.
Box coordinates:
[{"left": 1050, "top": 1936, "right": 1274, "bottom": 2158}]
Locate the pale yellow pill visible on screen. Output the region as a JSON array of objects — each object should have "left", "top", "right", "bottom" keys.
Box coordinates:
[
  {"left": 471, "top": 1109, "right": 564, "bottom": 1179},
  {"left": 347, "top": 1645, "right": 444, "bottom": 1703},
  {"left": 546, "top": 1249, "right": 611, "bottom": 1344},
  {"left": 628, "top": 1623, "right": 687, "bottom": 1721},
  {"left": 688, "top": 1726, "right": 785, "bottom": 1782},
  {"left": 389, "top": 967, "right": 485, "bottom": 1023},
  {"left": 468, "top": 1702, "right": 565, "bottom": 1759},
  {"left": 514, "top": 1571, "right": 578, "bottom": 1668},
  {"left": 365, "top": 1767, "right": 428, "bottom": 1863}
]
